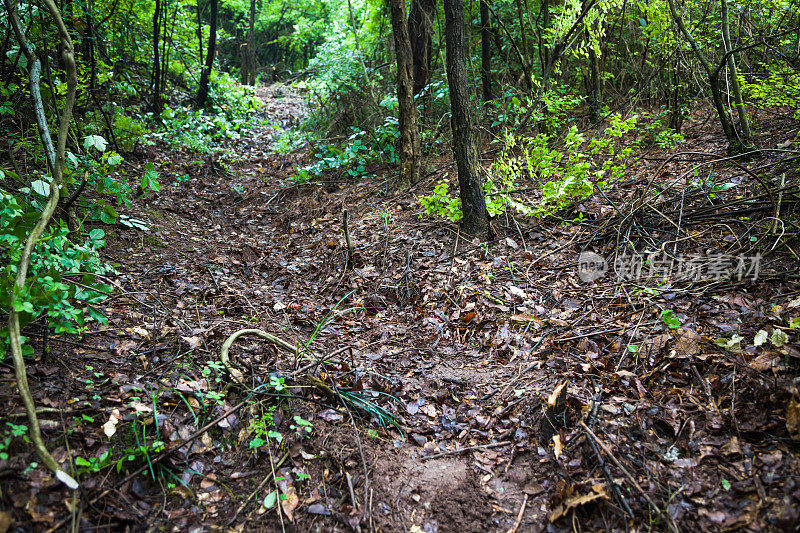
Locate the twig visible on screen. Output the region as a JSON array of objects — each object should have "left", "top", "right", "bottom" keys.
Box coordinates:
[
  {"left": 343, "top": 208, "right": 355, "bottom": 270},
  {"left": 504, "top": 494, "right": 527, "bottom": 533},
  {"left": 579, "top": 421, "right": 678, "bottom": 533},
  {"left": 227, "top": 451, "right": 289, "bottom": 525}
]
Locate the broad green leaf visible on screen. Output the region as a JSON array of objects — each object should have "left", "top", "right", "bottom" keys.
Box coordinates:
[
  {"left": 141, "top": 163, "right": 160, "bottom": 192},
  {"left": 31, "top": 180, "right": 50, "bottom": 197},
  {"left": 83, "top": 135, "right": 108, "bottom": 152}
]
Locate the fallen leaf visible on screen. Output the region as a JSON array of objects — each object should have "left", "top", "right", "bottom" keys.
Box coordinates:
[
  {"left": 102, "top": 409, "right": 121, "bottom": 437},
  {"left": 0, "top": 511, "right": 12, "bottom": 533},
  {"left": 771, "top": 329, "right": 789, "bottom": 348},
  {"left": 552, "top": 434, "right": 564, "bottom": 459},
  {"left": 787, "top": 397, "right": 800, "bottom": 439},
  {"left": 549, "top": 485, "right": 607, "bottom": 521},
  {"left": 181, "top": 336, "right": 203, "bottom": 349}
]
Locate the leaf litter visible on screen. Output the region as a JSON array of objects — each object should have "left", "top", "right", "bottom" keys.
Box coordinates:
[{"left": 0, "top": 85, "right": 799, "bottom": 532}]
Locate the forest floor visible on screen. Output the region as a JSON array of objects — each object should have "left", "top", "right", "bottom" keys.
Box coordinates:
[{"left": 1, "top": 86, "right": 800, "bottom": 532}]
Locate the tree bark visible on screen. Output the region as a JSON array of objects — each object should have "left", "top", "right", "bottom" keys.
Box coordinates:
[
  {"left": 196, "top": 0, "right": 217, "bottom": 107},
  {"left": 586, "top": 28, "right": 602, "bottom": 121},
  {"left": 480, "top": 0, "right": 492, "bottom": 101},
  {"left": 389, "top": 0, "right": 421, "bottom": 185},
  {"left": 666, "top": 0, "right": 750, "bottom": 152},
  {"left": 152, "top": 0, "right": 162, "bottom": 114},
  {"left": 407, "top": 0, "right": 436, "bottom": 95},
  {"left": 720, "top": 0, "right": 751, "bottom": 141},
  {"left": 443, "top": 0, "right": 488, "bottom": 237},
  {"left": 248, "top": 0, "right": 256, "bottom": 85}
]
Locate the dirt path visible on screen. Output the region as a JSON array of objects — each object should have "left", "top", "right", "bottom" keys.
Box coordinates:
[{"left": 2, "top": 86, "right": 799, "bottom": 532}]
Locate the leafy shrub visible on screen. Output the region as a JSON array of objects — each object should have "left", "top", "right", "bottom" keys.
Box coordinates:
[
  {"left": 293, "top": 97, "right": 401, "bottom": 182},
  {"left": 160, "top": 72, "right": 262, "bottom": 153},
  {"left": 638, "top": 110, "right": 684, "bottom": 149},
  {"left": 0, "top": 189, "right": 113, "bottom": 357},
  {"left": 420, "top": 114, "right": 638, "bottom": 221}
]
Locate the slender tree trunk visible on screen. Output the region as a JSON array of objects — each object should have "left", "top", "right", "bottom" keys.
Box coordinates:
[
  {"left": 443, "top": 0, "right": 487, "bottom": 237},
  {"left": 196, "top": 0, "right": 204, "bottom": 64},
  {"left": 240, "top": 43, "right": 248, "bottom": 84},
  {"left": 152, "top": 0, "right": 162, "bottom": 113},
  {"left": 389, "top": 0, "right": 421, "bottom": 185},
  {"left": 666, "top": 0, "right": 748, "bottom": 151},
  {"left": 480, "top": 0, "right": 492, "bottom": 101},
  {"left": 720, "top": 0, "right": 751, "bottom": 141},
  {"left": 196, "top": 0, "right": 217, "bottom": 107},
  {"left": 248, "top": 0, "right": 256, "bottom": 85},
  {"left": 513, "top": 0, "right": 532, "bottom": 91},
  {"left": 586, "top": 29, "right": 602, "bottom": 121},
  {"left": 407, "top": 0, "right": 436, "bottom": 95}
]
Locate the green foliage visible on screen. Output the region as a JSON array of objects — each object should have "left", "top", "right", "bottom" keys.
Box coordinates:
[
  {"left": 0, "top": 188, "right": 113, "bottom": 358},
  {"left": 421, "top": 114, "right": 637, "bottom": 222},
  {"left": 638, "top": 111, "right": 685, "bottom": 148},
  {"left": 420, "top": 180, "right": 463, "bottom": 222},
  {"left": 247, "top": 406, "right": 282, "bottom": 449},
  {"left": 294, "top": 103, "right": 400, "bottom": 182},
  {"left": 0, "top": 423, "right": 28, "bottom": 460},
  {"left": 75, "top": 450, "right": 113, "bottom": 474},
  {"left": 740, "top": 70, "right": 800, "bottom": 117},
  {"left": 660, "top": 309, "right": 682, "bottom": 329},
  {"left": 161, "top": 73, "right": 261, "bottom": 153}
]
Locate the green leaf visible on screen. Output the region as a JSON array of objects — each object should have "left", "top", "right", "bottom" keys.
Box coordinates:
[
  {"left": 770, "top": 329, "right": 789, "bottom": 348},
  {"left": 89, "top": 229, "right": 105, "bottom": 241},
  {"left": 753, "top": 329, "right": 768, "bottom": 347},
  {"left": 106, "top": 153, "right": 122, "bottom": 166},
  {"left": 31, "top": 180, "right": 50, "bottom": 197},
  {"left": 263, "top": 490, "right": 278, "bottom": 509},
  {"left": 141, "top": 163, "right": 160, "bottom": 192},
  {"left": 660, "top": 309, "right": 681, "bottom": 329},
  {"left": 83, "top": 135, "right": 108, "bottom": 152}
]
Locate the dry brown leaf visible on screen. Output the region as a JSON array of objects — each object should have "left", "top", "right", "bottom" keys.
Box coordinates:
[
  {"left": 749, "top": 352, "right": 781, "bottom": 372},
  {"left": 549, "top": 486, "right": 607, "bottom": 521},
  {"left": 787, "top": 397, "right": 800, "bottom": 439},
  {"left": 102, "top": 409, "right": 121, "bottom": 437},
  {"left": 0, "top": 511, "right": 12, "bottom": 533},
  {"left": 552, "top": 434, "right": 564, "bottom": 459},
  {"left": 675, "top": 328, "right": 701, "bottom": 356}
]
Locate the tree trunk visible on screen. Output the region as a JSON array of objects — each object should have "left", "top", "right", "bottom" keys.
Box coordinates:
[
  {"left": 720, "top": 0, "right": 751, "bottom": 141},
  {"left": 389, "top": 0, "right": 421, "bottom": 185},
  {"left": 586, "top": 29, "right": 602, "bottom": 121},
  {"left": 480, "top": 0, "right": 492, "bottom": 101},
  {"left": 443, "top": 0, "right": 487, "bottom": 237},
  {"left": 666, "top": 0, "right": 750, "bottom": 152},
  {"left": 240, "top": 43, "right": 248, "bottom": 84},
  {"left": 248, "top": 0, "right": 256, "bottom": 85},
  {"left": 152, "top": 0, "right": 162, "bottom": 114},
  {"left": 196, "top": 0, "right": 217, "bottom": 107},
  {"left": 407, "top": 0, "right": 436, "bottom": 95}
]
